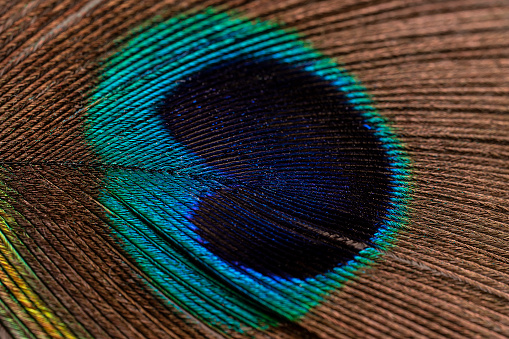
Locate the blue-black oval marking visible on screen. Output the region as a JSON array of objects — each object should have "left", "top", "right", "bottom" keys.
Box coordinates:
[{"left": 160, "top": 57, "right": 393, "bottom": 279}]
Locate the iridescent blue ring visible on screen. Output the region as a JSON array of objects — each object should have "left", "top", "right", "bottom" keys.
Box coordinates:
[{"left": 85, "top": 7, "right": 413, "bottom": 331}]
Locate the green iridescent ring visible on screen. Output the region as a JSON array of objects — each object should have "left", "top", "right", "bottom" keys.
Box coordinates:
[{"left": 85, "top": 7, "right": 413, "bottom": 332}]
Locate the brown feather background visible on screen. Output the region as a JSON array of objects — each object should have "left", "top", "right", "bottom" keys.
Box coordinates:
[{"left": 0, "top": 0, "right": 507, "bottom": 338}]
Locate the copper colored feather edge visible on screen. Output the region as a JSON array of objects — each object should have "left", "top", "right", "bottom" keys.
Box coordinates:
[{"left": 0, "top": 0, "right": 507, "bottom": 338}]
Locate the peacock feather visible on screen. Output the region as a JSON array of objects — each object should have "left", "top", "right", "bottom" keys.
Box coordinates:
[{"left": 0, "top": 0, "right": 507, "bottom": 338}]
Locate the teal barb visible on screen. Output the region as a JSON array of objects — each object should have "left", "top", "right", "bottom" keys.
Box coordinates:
[{"left": 84, "top": 7, "right": 413, "bottom": 332}]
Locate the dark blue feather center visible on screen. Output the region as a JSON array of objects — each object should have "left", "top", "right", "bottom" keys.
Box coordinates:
[{"left": 160, "top": 58, "right": 392, "bottom": 279}]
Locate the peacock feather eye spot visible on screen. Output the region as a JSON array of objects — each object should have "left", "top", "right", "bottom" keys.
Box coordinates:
[{"left": 85, "top": 7, "right": 413, "bottom": 330}]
